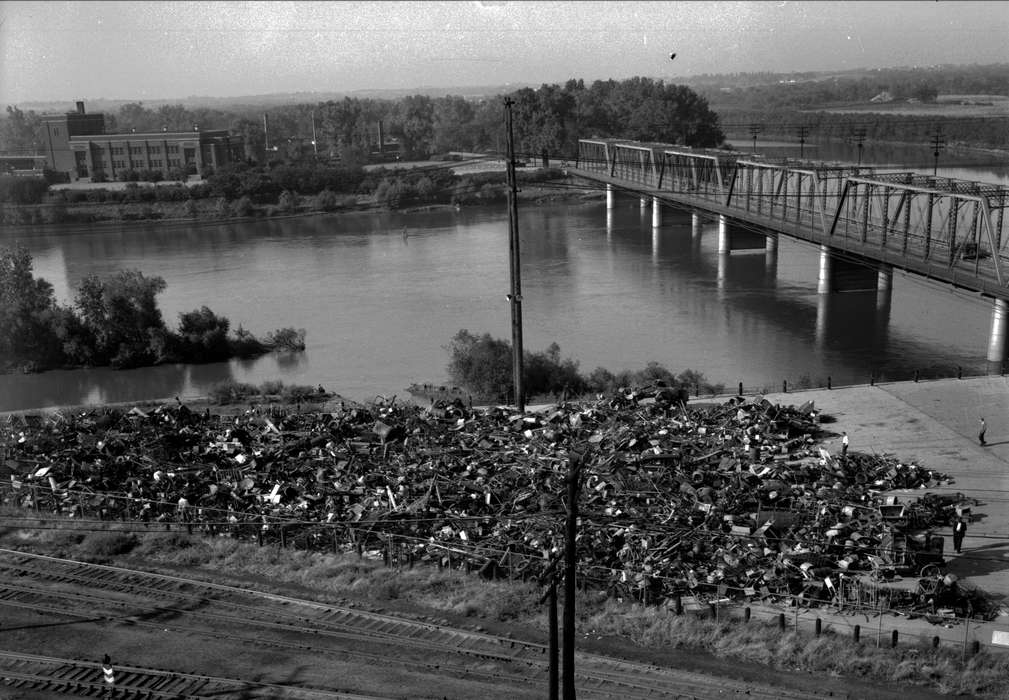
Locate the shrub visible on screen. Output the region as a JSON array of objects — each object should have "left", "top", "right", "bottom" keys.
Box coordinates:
[
  {"left": 232, "top": 195, "right": 254, "bottom": 217},
  {"left": 78, "top": 532, "right": 138, "bottom": 558},
  {"left": 0, "top": 176, "right": 49, "bottom": 205},
  {"left": 278, "top": 189, "right": 298, "bottom": 212},
  {"left": 91, "top": 171, "right": 109, "bottom": 183},
  {"left": 264, "top": 327, "right": 306, "bottom": 351},
  {"left": 209, "top": 380, "right": 260, "bottom": 404},
  {"left": 281, "top": 384, "right": 318, "bottom": 402},
  {"left": 445, "top": 329, "right": 513, "bottom": 401},
  {"left": 260, "top": 380, "right": 284, "bottom": 395},
  {"left": 313, "top": 188, "right": 339, "bottom": 211}
]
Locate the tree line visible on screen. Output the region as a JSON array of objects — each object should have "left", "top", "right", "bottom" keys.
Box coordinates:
[
  {"left": 1, "top": 77, "right": 725, "bottom": 165},
  {"left": 0, "top": 246, "right": 304, "bottom": 373}
]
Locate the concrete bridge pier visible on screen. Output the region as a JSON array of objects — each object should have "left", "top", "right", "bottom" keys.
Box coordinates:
[
  {"left": 817, "top": 245, "right": 879, "bottom": 294},
  {"left": 606, "top": 184, "right": 615, "bottom": 210},
  {"left": 987, "top": 298, "right": 1009, "bottom": 370},
  {"left": 876, "top": 267, "right": 893, "bottom": 314},
  {"left": 640, "top": 195, "right": 649, "bottom": 210},
  {"left": 651, "top": 197, "right": 662, "bottom": 228},
  {"left": 718, "top": 215, "right": 767, "bottom": 255}
]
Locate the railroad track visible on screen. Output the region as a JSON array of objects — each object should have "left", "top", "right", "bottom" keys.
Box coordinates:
[
  {"left": 0, "top": 548, "right": 827, "bottom": 699},
  {"left": 0, "top": 650, "right": 382, "bottom": 699}
]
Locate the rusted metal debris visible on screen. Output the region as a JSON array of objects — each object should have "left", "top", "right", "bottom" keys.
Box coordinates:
[{"left": 0, "top": 388, "right": 991, "bottom": 618}]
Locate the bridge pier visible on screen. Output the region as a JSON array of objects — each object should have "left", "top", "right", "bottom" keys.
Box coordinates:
[
  {"left": 718, "top": 215, "right": 767, "bottom": 255},
  {"left": 652, "top": 197, "right": 662, "bottom": 228},
  {"left": 817, "top": 245, "right": 880, "bottom": 294},
  {"left": 606, "top": 184, "right": 615, "bottom": 210},
  {"left": 987, "top": 298, "right": 1009, "bottom": 368},
  {"left": 640, "top": 195, "right": 649, "bottom": 209}
]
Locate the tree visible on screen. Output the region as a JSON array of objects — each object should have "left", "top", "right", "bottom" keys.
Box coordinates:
[
  {"left": 0, "top": 245, "right": 64, "bottom": 370},
  {"left": 176, "top": 306, "right": 231, "bottom": 362},
  {"left": 75, "top": 270, "right": 168, "bottom": 368},
  {"left": 0, "top": 106, "right": 42, "bottom": 153},
  {"left": 445, "top": 329, "right": 513, "bottom": 401},
  {"left": 392, "top": 95, "right": 435, "bottom": 159}
]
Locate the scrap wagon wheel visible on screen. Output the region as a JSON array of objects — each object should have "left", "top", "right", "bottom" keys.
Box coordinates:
[{"left": 919, "top": 563, "right": 942, "bottom": 578}]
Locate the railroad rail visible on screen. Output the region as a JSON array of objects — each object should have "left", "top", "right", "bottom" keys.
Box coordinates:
[{"left": 0, "top": 548, "right": 828, "bottom": 699}]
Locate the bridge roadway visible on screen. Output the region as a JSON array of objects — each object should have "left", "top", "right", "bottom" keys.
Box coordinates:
[{"left": 571, "top": 138, "right": 1009, "bottom": 364}]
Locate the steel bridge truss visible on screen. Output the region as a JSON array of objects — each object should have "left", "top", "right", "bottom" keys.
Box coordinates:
[{"left": 577, "top": 139, "right": 1009, "bottom": 294}]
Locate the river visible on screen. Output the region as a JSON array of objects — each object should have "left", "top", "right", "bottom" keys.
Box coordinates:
[{"left": 2, "top": 140, "right": 1008, "bottom": 412}]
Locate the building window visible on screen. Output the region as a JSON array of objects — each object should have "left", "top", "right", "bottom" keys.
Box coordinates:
[
  {"left": 130, "top": 146, "right": 143, "bottom": 155},
  {"left": 151, "top": 159, "right": 162, "bottom": 167},
  {"left": 150, "top": 146, "right": 162, "bottom": 154},
  {"left": 168, "top": 158, "right": 180, "bottom": 167},
  {"left": 168, "top": 145, "right": 179, "bottom": 154}
]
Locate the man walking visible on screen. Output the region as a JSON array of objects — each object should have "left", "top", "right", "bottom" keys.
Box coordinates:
[
  {"left": 953, "top": 515, "right": 967, "bottom": 554},
  {"left": 978, "top": 417, "right": 987, "bottom": 446}
]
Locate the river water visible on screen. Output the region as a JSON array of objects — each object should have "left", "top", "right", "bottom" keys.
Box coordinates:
[{"left": 2, "top": 141, "right": 1008, "bottom": 411}]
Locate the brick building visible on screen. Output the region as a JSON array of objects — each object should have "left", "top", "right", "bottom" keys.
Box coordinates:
[{"left": 41, "top": 102, "right": 244, "bottom": 181}]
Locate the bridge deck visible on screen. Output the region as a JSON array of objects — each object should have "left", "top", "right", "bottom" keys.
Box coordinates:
[{"left": 573, "top": 139, "right": 1009, "bottom": 301}]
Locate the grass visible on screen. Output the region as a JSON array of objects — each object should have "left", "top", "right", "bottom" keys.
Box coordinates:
[{"left": 4, "top": 514, "right": 1009, "bottom": 696}]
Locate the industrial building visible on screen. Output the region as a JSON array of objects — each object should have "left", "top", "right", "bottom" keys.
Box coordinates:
[{"left": 41, "top": 102, "right": 244, "bottom": 181}]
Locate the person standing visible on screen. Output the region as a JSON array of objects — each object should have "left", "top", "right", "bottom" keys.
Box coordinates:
[
  {"left": 978, "top": 417, "right": 987, "bottom": 446},
  {"left": 953, "top": 515, "right": 967, "bottom": 554},
  {"left": 840, "top": 432, "right": 849, "bottom": 459}
]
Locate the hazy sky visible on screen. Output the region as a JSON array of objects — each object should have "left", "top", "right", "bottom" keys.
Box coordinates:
[{"left": 2, "top": 1, "right": 1007, "bottom": 104}]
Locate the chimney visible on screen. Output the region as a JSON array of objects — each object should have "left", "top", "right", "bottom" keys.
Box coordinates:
[{"left": 76, "top": 101, "right": 85, "bottom": 114}]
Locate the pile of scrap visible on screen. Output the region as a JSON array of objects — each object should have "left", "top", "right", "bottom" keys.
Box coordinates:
[{"left": 0, "top": 388, "right": 985, "bottom": 618}]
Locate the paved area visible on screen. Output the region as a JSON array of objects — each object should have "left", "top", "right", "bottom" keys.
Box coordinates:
[{"left": 762, "top": 376, "right": 1009, "bottom": 597}]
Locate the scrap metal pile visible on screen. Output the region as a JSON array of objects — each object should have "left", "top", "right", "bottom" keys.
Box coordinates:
[{"left": 0, "top": 388, "right": 986, "bottom": 616}]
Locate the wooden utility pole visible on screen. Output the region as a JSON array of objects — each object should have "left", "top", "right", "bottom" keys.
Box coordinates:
[
  {"left": 796, "top": 125, "right": 810, "bottom": 159},
  {"left": 538, "top": 557, "right": 560, "bottom": 700},
  {"left": 852, "top": 127, "right": 868, "bottom": 167},
  {"left": 562, "top": 449, "right": 584, "bottom": 700},
  {"left": 749, "top": 123, "right": 763, "bottom": 153},
  {"left": 932, "top": 126, "right": 946, "bottom": 176},
  {"left": 504, "top": 98, "right": 525, "bottom": 412}
]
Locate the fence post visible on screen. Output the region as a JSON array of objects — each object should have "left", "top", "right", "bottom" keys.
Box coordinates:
[
  {"left": 738, "top": 382, "right": 743, "bottom": 397},
  {"left": 782, "top": 380, "right": 788, "bottom": 393},
  {"left": 914, "top": 370, "right": 919, "bottom": 382},
  {"left": 778, "top": 613, "right": 785, "bottom": 631},
  {"left": 891, "top": 630, "right": 899, "bottom": 648},
  {"left": 815, "top": 618, "right": 822, "bottom": 636},
  {"left": 962, "top": 617, "right": 970, "bottom": 662},
  {"left": 853, "top": 624, "right": 861, "bottom": 643},
  {"left": 744, "top": 607, "right": 751, "bottom": 623}
]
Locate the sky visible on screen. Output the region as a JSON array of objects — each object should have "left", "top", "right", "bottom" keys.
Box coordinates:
[{"left": 1, "top": 0, "right": 1007, "bottom": 105}]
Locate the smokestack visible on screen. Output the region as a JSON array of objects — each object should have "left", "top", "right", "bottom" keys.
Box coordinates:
[{"left": 76, "top": 101, "right": 85, "bottom": 114}]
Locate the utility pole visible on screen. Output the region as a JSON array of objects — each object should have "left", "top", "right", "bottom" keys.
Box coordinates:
[
  {"left": 311, "top": 113, "right": 319, "bottom": 157},
  {"left": 562, "top": 448, "right": 585, "bottom": 700},
  {"left": 538, "top": 556, "right": 560, "bottom": 700},
  {"left": 796, "top": 125, "right": 810, "bottom": 159},
  {"left": 852, "top": 127, "right": 867, "bottom": 167},
  {"left": 932, "top": 126, "right": 947, "bottom": 176},
  {"left": 503, "top": 98, "right": 525, "bottom": 412},
  {"left": 749, "top": 123, "right": 763, "bottom": 154}
]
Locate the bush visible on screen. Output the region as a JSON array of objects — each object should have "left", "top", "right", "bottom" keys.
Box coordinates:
[
  {"left": 118, "top": 169, "right": 140, "bottom": 182},
  {"left": 232, "top": 195, "right": 254, "bottom": 217},
  {"left": 209, "top": 380, "right": 260, "bottom": 404},
  {"left": 278, "top": 189, "right": 298, "bottom": 212},
  {"left": 0, "top": 176, "right": 49, "bottom": 205},
  {"left": 264, "top": 327, "right": 306, "bottom": 351},
  {"left": 281, "top": 384, "right": 318, "bottom": 402},
  {"left": 91, "top": 171, "right": 109, "bottom": 183},
  {"left": 313, "top": 188, "right": 339, "bottom": 212},
  {"left": 175, "top": 306, "right": 231, "bottom": 362}
]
